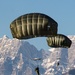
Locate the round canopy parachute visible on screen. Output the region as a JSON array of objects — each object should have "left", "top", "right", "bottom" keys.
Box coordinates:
[
  {"left": 46, "top": 34, "right": 72, "bottom": 48},
  {"left": 10, "top": 13, "right": 58, "bottom": 39}
]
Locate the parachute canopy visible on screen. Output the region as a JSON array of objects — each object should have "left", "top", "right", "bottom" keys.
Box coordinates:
[
  {"left": 10, "top": 13, "right": 58, "bottom": 39},
  {"left": 46, "top": 34, "right": 72, "bottom": 48}
]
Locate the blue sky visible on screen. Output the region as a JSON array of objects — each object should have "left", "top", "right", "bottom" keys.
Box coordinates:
[{"left": 0, "top": 0, "right": 75, "bottom": 50}]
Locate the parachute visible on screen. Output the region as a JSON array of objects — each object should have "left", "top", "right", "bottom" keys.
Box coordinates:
[
  {"left": 46, "top": 34, "right": 72, "bottom": 48},
  {"left": 10, "top": 13, "right": 58, "bottom": 39}
]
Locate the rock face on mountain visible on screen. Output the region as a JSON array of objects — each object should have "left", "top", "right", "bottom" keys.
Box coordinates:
[{"left": 0, "top": 35, "right": 75, "bottom": 75}]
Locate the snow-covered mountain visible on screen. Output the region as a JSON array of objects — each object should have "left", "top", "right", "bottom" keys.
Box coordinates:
[{"left": 0, "top": 35, "right": 75, "bottom": 75}]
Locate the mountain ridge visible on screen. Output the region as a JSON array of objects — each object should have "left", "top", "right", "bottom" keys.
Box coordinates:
[{"left": 0, "top": 35, "right": 75, "bottom": 75}]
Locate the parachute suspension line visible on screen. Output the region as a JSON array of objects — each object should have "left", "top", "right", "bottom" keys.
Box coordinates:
[
  {"left": 56, "top": 48, "right": 61, "bottom": 67},
  {"left": 24, "top": 49, "right": 34, "bottom": 67}
]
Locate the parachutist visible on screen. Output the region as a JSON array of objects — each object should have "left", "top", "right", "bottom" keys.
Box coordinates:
[
  {"left": 57, "top": 62, "right": 60, "bottom": 66},
  {"left": 35, "top": 67, "right": 40, "bottom": 75}
]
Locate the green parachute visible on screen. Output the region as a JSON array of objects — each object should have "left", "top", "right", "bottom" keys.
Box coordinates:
[
  {"left": 10, "top": 13, "right": 58, "bottom": 39},
  {"left": 10, "top": 13, "right": 72, "bottom": 48},
  {"left": 46, "top": 34, "right": 72, "bottom": 48}
]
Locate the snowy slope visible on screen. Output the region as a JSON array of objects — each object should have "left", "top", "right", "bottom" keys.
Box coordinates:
[
  {"left": 0, "top": 35, "right": 46, "bottom": 75},
  {"left": 0, "top": 35, "right": 75, "bottom": 75}
]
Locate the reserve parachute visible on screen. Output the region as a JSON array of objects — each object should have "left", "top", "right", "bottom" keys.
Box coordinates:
[
  {"left": 46, "top": 34, "right": 72, "bottom": 48},
  {"left": 10, "top": 13, "right": 58, "bottom": 39}
]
